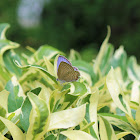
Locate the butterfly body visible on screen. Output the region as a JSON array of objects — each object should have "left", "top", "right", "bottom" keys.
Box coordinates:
[{"left": 57, "top": 55, "right": 80, "bottom": 82}]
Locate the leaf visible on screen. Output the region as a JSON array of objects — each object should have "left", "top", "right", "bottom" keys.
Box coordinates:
[
  {"left": 14, "top": 60, "right": 57, "bottom": 84},
  {"left": 85, "top": 104, "right": 98, "bottom": 139},
  {"left": 127, "top": 56, "right": 140, "bottom": 82},
  {"left": 44, "top": 134, "right": 57, "bottom": 140},
  {"left": 69, "top": 82, "right": 89, "bottom": 96},
  {"left": 99, "top": 113, "right": 128, "bottom": 123},
  {"left": 136, "top": 104, "right": 140, "bottom": 130},
  {"left": 131, "top": 81, "right": 140, "bottom": 104},
  {"left": 106, "top": 67, "right": 131, "bottom": 116},
  {"left": 103, "top": 116, "right": 139, "bottom": 138},
  {"left": 0, "top": 66, "right": 11, "bottom": 85},
  {"left": 5, "top": 76, "right": 25, "bottom": 113},
  {"left": 0, "top": 116, "right": 25, "bottom": 140},
  {"left": 0, "top": 133, "right": 9, "bottom": 140},
  {"left": 0, "top": 40, "right": 19, "bottom": 62},
  {"left": 80, "top": 121, "right": 95, "bottom": 132},
  {"left": 34, "top": 45, "right": 64, "bottom": 61},
  {"left": 99, "top": 116, "right": 117, "bottom": 140},
  {"left": 99, "top": 43, "right": 114, "bottom": 76},
  {"left": 0, "top": 90, "right": 9, "bottom": 112},
  {"left": 61, "top": 130, "right": 96, "bottom": 140},
  {"left": 89, "top": 90, "right": 99, "bottom": 138},
  {"left": 111, "top": 46, "right": 127, "bottom": 78},
  {"left": 20, "top": 97, "right": 32, "bottom": 132},
  {"left": 47, "top": 104, "right": 86, "bottom": 131},
  {"left": 0, "top": 90, "right": 9, "bottom": 131},
  {"left": 94, "top": 26, "right": 111, "bottom": 74},
  {"left": 26, "top": 92, "right": 49, "bottom": 140},
  {"left": 72, "top": 60, "right": 96, "bottom": 85},
  {"left": 0, "top": 23, "right": 10, "bottom": 40},
  {"left": 69, "top": 49, "right": 81, "bottom": 61},
  {"left": 44, "top": 56, "right": 55, "bottom": 76},
  {"left": 3, "top": 50, "right": 22, "bottom": 77},
  {"left": 116, "top": 132, "right": 131, "bottom": 139},
  {"left": 0, "top": 106, "right": 6, "bottom": 131}
]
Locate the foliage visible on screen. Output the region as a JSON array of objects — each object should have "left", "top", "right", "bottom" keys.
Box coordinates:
[{"left": 0, "top": 23, "right": 140, "bottom": 140}]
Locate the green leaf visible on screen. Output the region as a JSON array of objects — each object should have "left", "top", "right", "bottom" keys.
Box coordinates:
[
  {"left": 45, "top": 134, "right": 57, "bottom": 140},
  {"left": 48, "top": 104, "right": 86, "bottom": 131},
  {"left": 136, "top": 104, "right": 140, "bottom": 130},
  {"left": 0, "top": 90, "right": 9, "bottom": 132},
  {"left": 0, "top": 66, "right": 11, "bottom": 85},
  {"left": 103, "top": 116, "right": 139, "bottom": 138},
  {"left": 0, "top": 116, "right": 25, "bottom": 140},
  {"left": 94, "top": 26, "right": 111, "bottom": 74},
  {"left": 68, "top": 82, "right": 88, "bottom": 96},
  {"left": 0, "top": 106, "right": 6, "bottom": 131},
  {"left": 14, "top": 60, "right": 57, "bottom": 84},
  {"left": 69, "top": 49, "right": 81, "bottom": 61},
  {"left": 0, "top": 90, "right": 9, "bottom": 112},
  {"left": 0, "top": 40, "right": 19, "bottom": 60},
  {"left": 61, "top": 130, "right": 96, "bottom": 140},
  {"left": 26, "top": 92, "right": 49, "bottom": 140},
  {"left": 116, "top": 132, "right": 131, "bottom": 139},
  {"left": 99, "top": 43, "right": 114, "bottom": 76},
  {"left": 20, "top": 97, "right": 32, "bottom": 132},
  {"left": 99, "top": 116, "right": 117, "bottom": 140},
  {"left": 5, "top": 76, "right": 25, "bottom": 113},
  {"left": 72, "top": 60, "right": 96, "bottom": 85},
  {"left": 0, "top": 23, "right": 10, "bottom": 40},
  {"left": 99, "top": 113, "right": 128, "bottom": 123},
  {"left": 3, "top": 50, "right": 22, "bottom": 77},
  {"left": 34, "top": 45, "right": 64, "bottom": 61},
  {"left": 82, "top": 104, "right": 98, "bottom": 139}
]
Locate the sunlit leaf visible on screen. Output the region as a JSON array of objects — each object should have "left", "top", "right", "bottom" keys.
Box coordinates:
[
  {"left": 0, "top": 116, "right": 25, "bottom": 140},
  {"left": 0, "top": 133, "right": 9, "bottom": 140},
  {"left": 103, "top": 116, "right": 139, "bottom": 138},
  {"left": 116, "top": 132, "right": 131, "bottom": 139},
  {"left": 99, "top": 116, "right": 117, "bottom": 140},
  {"left": 48, "top": 104, "right": 86, "bottom": 131},
  {"left": 111, "top": 46, "right": 127, "bottom": 78},
  {"left": 131, "top": 81, "right": 140, "bottom": 104},
  {"left": 89, "top": 90, "right": 99, "bottom": 138},
  {"left": 34, "top": 45, "right": 64, "bottom": 61},
  {"left": 14, "top": 60, "right": 57, "bottom": 84},
  {"left": 61, "top": 130, "right": 96, "bottom": 140},
  {"left": 26, "top": 92, "right": 49, "bottom": 140},
  {"left": 94, "top": 26, "right": 111, "bottom": 74},
  {"left": 106, "top": 67, "right": 131, "bottom": 116},
  {"left": 127, "top": 56, "right": 140, "bottom": 82}
]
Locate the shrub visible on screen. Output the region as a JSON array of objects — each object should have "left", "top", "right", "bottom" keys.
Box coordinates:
[{"left": 0, "top": 23, "right": 140, "bottom": 140}]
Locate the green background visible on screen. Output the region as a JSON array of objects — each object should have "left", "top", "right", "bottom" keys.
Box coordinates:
[{"left": 0, "top": 0, "right": 140, "bottom": 61}]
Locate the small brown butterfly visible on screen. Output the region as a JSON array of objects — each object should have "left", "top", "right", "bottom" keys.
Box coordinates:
[{"left": 57, "top": 55, "right": 80, "bottom": 82}]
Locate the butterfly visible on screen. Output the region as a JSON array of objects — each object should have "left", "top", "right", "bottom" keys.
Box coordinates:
[{"left": 57, "top": 55, "right": 80, "bottom": 82}]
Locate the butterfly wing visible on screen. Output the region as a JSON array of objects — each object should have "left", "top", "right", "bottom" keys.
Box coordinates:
[
  {"left": 57, "top": 62, "right": 80, "bottom": 82},
  {"left": 57, "top": 55, "right": 72, "bottom": 72}
]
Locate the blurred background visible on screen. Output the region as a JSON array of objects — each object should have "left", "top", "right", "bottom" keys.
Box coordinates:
[{"left": 0, "top": 0, "right": 140, "bottom": 61}]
